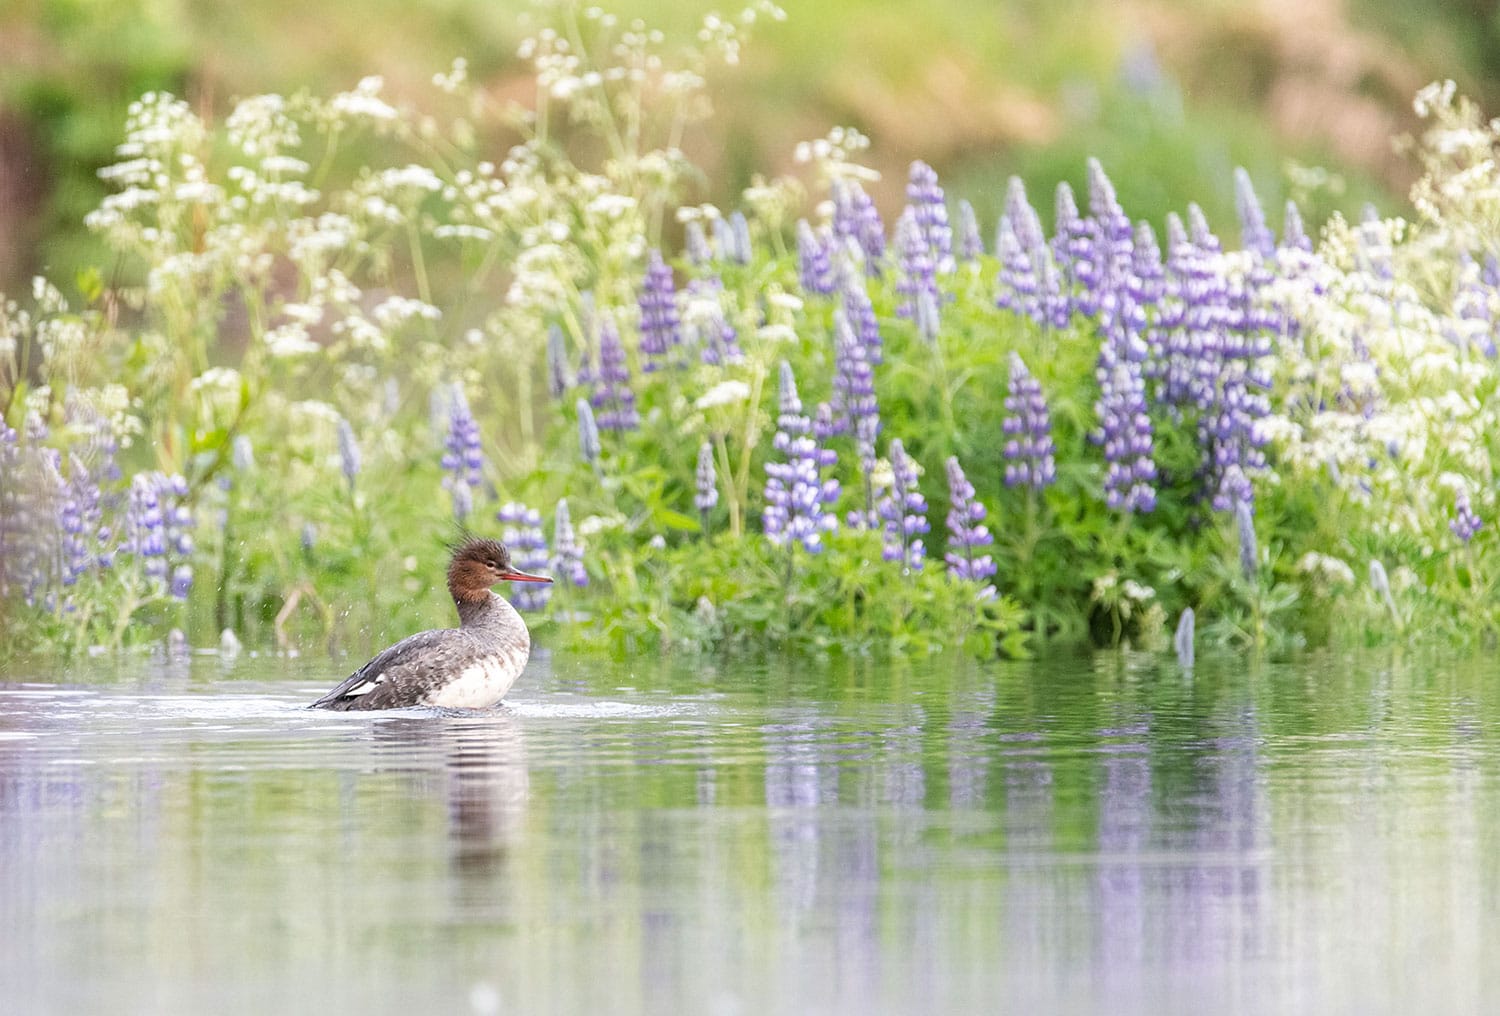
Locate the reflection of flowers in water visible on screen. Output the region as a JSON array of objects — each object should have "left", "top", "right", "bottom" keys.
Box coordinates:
[{"left": 1089, "top": 707, "right": 1267, "bottom": 982}]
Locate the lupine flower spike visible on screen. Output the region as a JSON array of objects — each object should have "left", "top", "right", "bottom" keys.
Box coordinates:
[
  {"left": 1002, "top": 353, "right": 1057, "bottom": 490},
  {"left": 1452, "top": 489, "right": 1483, "bottom": 544},
  {"left": 763, "top": 361, "right": 840, "bottom": 555},
  {"left": 498, "top": 502, "right": 551, "bottom": 611},
  {"left": 638, "top": 249, "right": 682, "bottom": 372},
  {"left": 576, "top": 398, "right": 601, "bottom": 467},
  {"left": 441, "top": 384, "right": 486, "bottom": 520},
  {"left": 337, "top": 418, "right": 361, "bottom": 492},
  {"left": 695, "top": 441, "right": 719, "bottom": 532},
  {"left": 591, "top": 313, "right": 639, "bottom": 431},
  {"left": 878, "top": 438, "right": 929, "bottom": 573},
  {"left": 944, "top": 456, "right": 997, "bottom": 597},
  {"left": 551, "top": 498, "right": 588, "bottom": 587}
]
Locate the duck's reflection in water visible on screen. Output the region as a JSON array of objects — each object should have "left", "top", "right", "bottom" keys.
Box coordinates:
[{"left": 369, "top": 712, "right": 530, "bottom": 877}]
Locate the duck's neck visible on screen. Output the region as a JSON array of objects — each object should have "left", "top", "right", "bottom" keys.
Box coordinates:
[{"left": 456, "top": 591, "right": 529, "bottom": 644}]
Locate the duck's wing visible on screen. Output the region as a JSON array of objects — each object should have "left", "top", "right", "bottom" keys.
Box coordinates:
[{"left": 309, "top": 629, "right": 457, "bottom": 710}]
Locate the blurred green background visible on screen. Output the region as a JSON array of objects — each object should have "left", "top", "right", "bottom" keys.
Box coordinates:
[{"left": 1, "top": 0, "right": 1497, "bottom": 294}]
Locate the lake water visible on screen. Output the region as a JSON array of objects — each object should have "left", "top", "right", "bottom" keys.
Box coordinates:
[{"left": 1, "top": 647, "right": 1496, "bottom": 1015}]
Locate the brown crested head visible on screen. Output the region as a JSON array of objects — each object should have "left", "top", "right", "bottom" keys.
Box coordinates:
[{"left": 446, "top": 536, "right": 553, "bottom": 603}]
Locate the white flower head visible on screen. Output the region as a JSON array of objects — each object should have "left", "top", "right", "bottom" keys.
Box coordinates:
[{"left": 693, "top": 380, "right": 751, "bottom": 410}]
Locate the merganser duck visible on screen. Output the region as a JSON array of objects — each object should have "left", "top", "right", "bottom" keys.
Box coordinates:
[{"left": 310, "top": 537, "right": 552, "bottom": 711}]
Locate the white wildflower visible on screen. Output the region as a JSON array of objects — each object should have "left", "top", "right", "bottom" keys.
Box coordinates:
[
  {"left": 265, "top": 322, "right": 319, "bottom": 358},
  {"left": 693, "top": 380, "right": 751, "bottom": 410},
  {"left": 329, "top": 77, "right": 398, "bottom": 123}
]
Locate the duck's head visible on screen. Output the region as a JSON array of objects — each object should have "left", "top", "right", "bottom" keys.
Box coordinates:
[{"left": 447, "top": 537, "right": 552, "bottom": 604}]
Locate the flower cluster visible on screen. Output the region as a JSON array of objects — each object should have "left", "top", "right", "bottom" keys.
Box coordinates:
[
  {"left": 943, "top": 457, "right": 996, "bottom": 595},
  {"left": 590, "top": 313, "right": 640, "bottom": 431},
  {"left": 796, "top": 220, "right": 836, "bottom": 296},
  {"left": 638, "top": 249, "right": 682, "bottom": 371},
  {"left": 695, "top": 442, "right": 719, "bottom": 521},
  {"left": 124, "top": 472, "right": 195, "bottom": 600},
  {"left": 763, "top": 361, "right": 840, "bottom": 554},
  {"left": 550, "top": 498, "right": 589, "bottom": 587},
  {"left": 441, "top": 385, "right": 486, "bottom": 520},
  {"left": 894, "top": 209, "right": 939, "bottom": 326},
  {"left": 498, "top": 502, "right": 551, "bottom": 611},
  {"left": 1002, "top": 353, "right": 1056, "bottom": 490},
  {"left": 1451, "top": 489, "right": 1483, "bottom": 544},
  {"left": 877, "top": 438, "right": 929, "bottom": 572},
  {"left": 905, "top": 160, "right": 954, "bottom": 275},
  {"left": 682, "top": 277, "right": 742, "bottom": 366}
]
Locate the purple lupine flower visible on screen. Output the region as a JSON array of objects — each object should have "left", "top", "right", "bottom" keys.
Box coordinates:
[
  {"left": 1131, "top": 221, "right": 1165, "bottom": 306},
  {"left": 550, "top": 498, "right": 588, "bottom": 587},
  {"left": 1452, "top": 489, "right": 1483, "bottom": 543},
  {"left": 763, "top": 361, "right": 840, "bottom": 554},
  {"left": 1050, "top": 180, "right": 1098, "bottom": 318},
  {"left": 337, "top": 417, "right": 361, "bottom": 490},
  {"left": 729, "top": 212, "right": 753, "bottom": 265},
  {"left": 498, "top": 502, "right": 551, "bottom": 611},
  {"left": 694, "top": 441, "right": 719, "bottom": 524},
  {"left": 1235, "top": 497, "right": 1257, "bottom": 580},
  {"left": 827, "top": 304, "right": 884, "bottom": 528},
  {"left": 1234, "top": 168, "right": 1276, "bottom": 259},
  {"left": 956, "top": 199, "right": 983, "bottom": 261},
  {"left": 1187, "top": 203, "right": 1221, "bottom": 253},
  {"left": 170, "top": 564, "right": 193, "bottom": 600},
  {"left": 124, "top": 471, "right": 194, "bottom": 599},
  {"left": 1084, "top": 159, "right": 1142, "bottom": 347},
  {"left": 894, "top": 209, "right": 939, "bottom": 321},
  {"left": 1003, "top": 352, "right": 1057, "bottom": 490},
  {"left": 1087, "top": 159, "right": 1133, "bottom": 272},
  {"left": 1281, "top": 200, "right": 1312, "bottom": 254},
  {"left": 0, "top": 423, "right": 51, "bottom": 604},
  {"left": 1005, "top": 176, "right": 1047, "bottom": 251},
  {"left": 943, "top": 456, "right": 996, "bottom": 594},
  {"left": 232, "top": 434, "right": 255, "bottom": 473},
  {"left": 712, "top": 211, "right": 753, "bottom": 266},
  {"left": 996, "top": 178, "right": 1067, "bottom": 328},
  {"left": 713, "top": 217, "right": 734, "bottom": 262},
  {"left": 825, "top": 308, "right": 881, "bottom": 441},
  {"left": 685, "top": 220, "right": 712, "bottom": 266},
  {"left": 841, "top": 272, "right": 883, "bottom": 364},
  {"left": 590, "top": 312, "right": 639, "bottom": 431},
  {"left": 905, "top": 160, "right": 954, "bottom": 273},
  {"left": 576, "top": 398, "right": 601, "bottom": 466},
  {"left": 1450, "top": 254, "right": 1498, "bottom": 358},
  {"left": 1155, "top": 205, "right": 1272, "bottom": 512},
  {"left": 796, "top": 220, "right": 836, "bottom": 296},
  {"left": 1096, "top": 359, "right": 1157, "bottom": 513},
  {"left": 685, "top": 276, "right": 742, "bottom": 366},
  {"left": 59, "top": 452, "right": 106, "bottom": 587},
  {"left": 441, "top": 384, "right": 486, "bottom": 520},
  {"left": 877, "top": 438, "right": 929, "bottom": 572},
  {"left": 831, "top": 178, "right": 885, "bottom": 271},
  {"left": 914, "top": 288, "right": 941, "bottom": 343},
  {"left": 546, "top": 324, "right": 573, "bottom": 399},
  {"left": 995, "top": 218, "right": 1040, "bottom": 322},
  {"left": 126, "top": 473, "right": 168, "bottom": 580},
  {"left": 1154, "top": 212, "right": 1210, "bottom": 407},
  {"left": 639, "top": 249, "right": 682, "bottom": 372}
]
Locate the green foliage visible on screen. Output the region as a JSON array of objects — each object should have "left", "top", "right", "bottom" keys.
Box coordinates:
[{"left": 6, "top": 5, "right": 1500, "bottom": 666}]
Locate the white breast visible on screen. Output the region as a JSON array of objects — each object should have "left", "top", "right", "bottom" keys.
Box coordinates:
[{"left": 424, "top": 647, "right": 529, "bottom": 709}]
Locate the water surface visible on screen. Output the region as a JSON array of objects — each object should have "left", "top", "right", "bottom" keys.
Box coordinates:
[{"left": 1, "top": 649, "right": 1496, "bottom": 1015}]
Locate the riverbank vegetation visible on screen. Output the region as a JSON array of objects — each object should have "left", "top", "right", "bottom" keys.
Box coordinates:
[{"left": 3, "top": 4, "right": 1500, "bottom": 660}]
